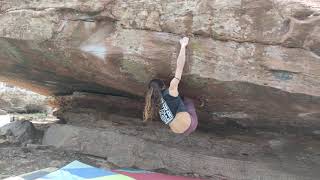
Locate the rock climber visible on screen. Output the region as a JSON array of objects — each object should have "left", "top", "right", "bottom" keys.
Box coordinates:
[{"left": 143, "top": 37, "right": 198, "bottom": 136}]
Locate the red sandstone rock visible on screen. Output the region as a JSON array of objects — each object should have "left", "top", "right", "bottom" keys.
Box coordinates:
[{"left": 0, "top": 0, "right": 319, "bottom": 129}]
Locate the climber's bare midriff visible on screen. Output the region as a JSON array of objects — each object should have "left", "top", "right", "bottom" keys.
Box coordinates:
[{"left": 169, "top": 112, "right": 191, "bottom": 133}]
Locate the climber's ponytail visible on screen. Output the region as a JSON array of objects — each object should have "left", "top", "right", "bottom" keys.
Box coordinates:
[{"left": 143, "top": 79, "right": 164, "bottom": 122}]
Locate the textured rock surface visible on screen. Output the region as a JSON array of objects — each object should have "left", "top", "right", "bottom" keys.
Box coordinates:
[
  {"left": 0, "top": 120, "right": 37, "bottom": 144},
  {"left": 0, "top": 0, "right": 320, "bottom": 129},
  {"left": 43, "top": 123, "right": 320, "bottom": 180}
]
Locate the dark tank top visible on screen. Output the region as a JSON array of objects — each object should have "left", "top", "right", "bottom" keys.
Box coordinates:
[{"left": 159, "top": 89, "right": 187, "bottom": 125}]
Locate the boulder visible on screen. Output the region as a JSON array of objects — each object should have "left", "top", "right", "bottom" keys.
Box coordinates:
[
  {"left": 43, "top": 124, "right": 320, "bottom": 180},
  {"left": 0, "top": 0, "right": 319, "bottom": 130},
  {"left": 0, "top": 120, "right": 37, "bottom": 144}
]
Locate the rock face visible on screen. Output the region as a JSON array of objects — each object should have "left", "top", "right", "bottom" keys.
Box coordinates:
[
  {"left": 0, "top": 120, "right": 37, "bottom": 144},
  {"left": 0, "top": 0, "right": 320, "bottom": 129},
  {"left": 43, "top": 123, "right": 320, "bottom": 180}
]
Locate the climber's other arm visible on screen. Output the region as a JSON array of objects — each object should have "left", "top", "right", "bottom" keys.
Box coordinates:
[{"left": 169, "top": 37, "right": 189, "bottom": 97}]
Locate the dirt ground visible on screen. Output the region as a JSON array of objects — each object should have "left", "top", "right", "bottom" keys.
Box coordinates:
[
  {"left": 0, "top": 143, "right": 115, "bottom": 179},
  {"left": 0, "top": 143, "right": 207, "bottom": 179},
  {"left": 0, "top": 113, "right": 113, "bottom": 179}
]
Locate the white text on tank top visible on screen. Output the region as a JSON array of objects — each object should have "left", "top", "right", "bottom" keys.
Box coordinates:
[{"left": 159, "top": 98, "right": 174, "bottom": 124}]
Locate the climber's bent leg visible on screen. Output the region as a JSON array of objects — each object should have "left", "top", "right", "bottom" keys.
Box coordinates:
[{"left": 182, "top": 97, "right": 198, "bottom": 135}]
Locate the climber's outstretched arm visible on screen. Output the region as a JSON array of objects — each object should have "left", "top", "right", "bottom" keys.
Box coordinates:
[{"left": 169, "top": 37, "right": 189, "bottom": 97}]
